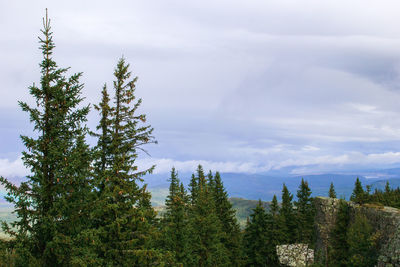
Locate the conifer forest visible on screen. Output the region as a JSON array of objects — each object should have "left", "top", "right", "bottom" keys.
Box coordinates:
[{"left": 1, "top": 11, "right": 400, "bottom": 267}]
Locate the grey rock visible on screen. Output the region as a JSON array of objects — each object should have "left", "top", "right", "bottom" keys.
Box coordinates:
[{"left": 314, "top": 197, "right": 400, "bottom": 266}]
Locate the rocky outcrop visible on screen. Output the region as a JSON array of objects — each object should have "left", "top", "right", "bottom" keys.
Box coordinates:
[
  {"left": 314, "top": 197, "right": 400, "bottom": 266},
  {"left": 276, "top": 244, "right": 314, "bottom": 267},
  {"left": 314, "top": 196, "right": 341, "bottom": 264}
]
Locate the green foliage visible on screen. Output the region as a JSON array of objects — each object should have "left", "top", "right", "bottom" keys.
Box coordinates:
[
  {"left": 89, "top": 57, "right": 162, "bottom": 266},
  {"left": 350, "top": 177, "right": 366, "bottom": 204},
  {"left": 92, "top": 85, "right": 113, "bottom": 194},
  {"left": 228, "top": 198, "right": 270, "bottom": 227},
  {"left": 329, "top": 199, "right": 379, "bottom": 267},
  {"left": 265, "top": 195, "right": 282, "bottom": 266},
  {"left": 161, "top": 168, "right": 191, "bottom": 266},
  {"left": 270, "top": 195, "right": 279, "bottom": 216},
  {"left": 243, "top": 201, "right": 270, "bottom": 267},
  {"left": 368, "top": 181, "right": 400, "bottom": 208},
  {"left": 385, "top": 181, "right": 391, "bottom": 194},
  {"left": 346, "top": 213, "right": 379, "bottom": 267},
  {"left": 329, "top": 199, "right": 350, "bottom": 267},
  {"left": 280, "top": 183, "right": 296, "bottom": 243},
  {"left": 188, "top": 165, "right": 230, "bottom": 267},
  {"left": 243, "top": 193, "right": 282, "bottom": 266},
  {"left": 211, "top": 172, "right": 243, "bottom": 266},
  {"left": 188, "top": 174, "right": 198, "bottom": 205},
  {"left": 347, "top": 179, "right": 400, "bottom": 209},
  {"left": 329, "top": 182, "right": 336, "bottom": 198},
  {"left": 0, "top": 10, "right": 92, "bottom": 265},
  {"left": 295, "top": 179, "right": 315, "bottom": 245}
]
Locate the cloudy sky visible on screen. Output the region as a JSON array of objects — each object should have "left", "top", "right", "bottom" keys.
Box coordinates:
[{"left": 2, "top": 0, "right": 400, "bottom": 178}]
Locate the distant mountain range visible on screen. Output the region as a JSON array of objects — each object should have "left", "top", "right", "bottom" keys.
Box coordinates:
[
  {"left": 145, "top": 168, "right": 400, "bottom": 205},
  {"left": 3, "top": 168, "right": 400, "bottom": 206}
]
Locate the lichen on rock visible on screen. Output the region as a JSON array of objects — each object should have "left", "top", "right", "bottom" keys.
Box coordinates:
[{"left": 276, "top": 243, "right": 314, "bottom": 267}]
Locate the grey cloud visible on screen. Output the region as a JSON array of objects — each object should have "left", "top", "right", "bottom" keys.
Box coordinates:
[{"left": 3, "top": 1, "right": 400, "bottom": 175}]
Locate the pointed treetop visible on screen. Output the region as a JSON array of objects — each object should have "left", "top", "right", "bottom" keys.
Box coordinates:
[
  {"left": 350, "top": 177, "right": 365, "bottom": 204},
  {"left": 385, "top": 181, "right": 391, "bottom": 194},
  {"left": 270, "top": 194, "right": 279, "bottom": 216},
  {"left": 329, "top": 182, "right": 337, "bottom": 198}
]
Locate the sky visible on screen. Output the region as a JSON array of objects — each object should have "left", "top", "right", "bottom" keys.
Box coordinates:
[{"left": 3, "top": 0, "right": 400, "bottom": 178}]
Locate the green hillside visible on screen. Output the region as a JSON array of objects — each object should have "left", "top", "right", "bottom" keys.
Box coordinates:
[
  {"left": 151, "top": 197, "right": 271, "bottom": 228},
  {"left": 229, "top": 197, "right": 271, "bottom": 227}
]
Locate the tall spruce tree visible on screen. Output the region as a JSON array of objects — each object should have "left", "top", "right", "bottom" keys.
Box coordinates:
[
  {"left": 329, "top": 199, "right": 350, "bottom": 267},
  {"left": 350, "top": 178, "right": 365, "bottom": 204},
  {"left": 91, "top": 57, "right": 162, "bottom": 265},
  {"left": 0, "top": 10, "right": 92, "bottom": 266},
  {"left": 346, "top": 213, "right": 379, "bottom": 267},
  {"left": 211, "top": 172, "right": 243, "bottom": 266},
  {"left": 294, "top": 179, "right": 315, "bottom": 245},
  {"left": 92, "top": 85, "right": 113, "bottom": 194},
  {"left": 280, "top": 183, "right": 296, "bottom": 243},
  {"left": 188, "top": 173, "right": 198, "bottom": 204},
  {"left": 270, "top": 194, "right": 279, "bottom": 216},
  {"left": 162, "top": 168, "right": 191, "bottom": 266},
  {"left": 329, "top": 182, "right": 337, "bottom": 198},
  {"left": 267, "top": 195, "right": 282, "bottom": 265},
  {"left": 385, "top": 181, "right": 391, "bottom": 194},
  {"left": 243, "top": 200, "right": 270, "bottom": 267},
  {"left": 188, "top": 165, "right": 229, "bottom": 266},
  {"left": 383, "top": 181, "right": 393, "bottom": 206}
]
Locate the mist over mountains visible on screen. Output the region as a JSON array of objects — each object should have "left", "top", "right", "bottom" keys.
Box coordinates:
[
  {"left": 3, "top": 168, "right": 400, "bottom": 206},
  {"left": 145, "top": 168, "right": 400, "bottom": 204}
]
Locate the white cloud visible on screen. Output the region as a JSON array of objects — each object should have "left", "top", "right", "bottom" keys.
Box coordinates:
[
  {"left": 2, "top": 150, "right": 400, "bottom": 179},
  {"left": 0, "top": 157, "right": 28, "bottom": 178},
  {"left": 138, "top": 150, "right": 400, "bottom": 175},
  {"left": 137, "top": 158, "right": 271, "bottom": 174},
  {"left": 3, "top": 1, "right": 400, "bottom": 175}
]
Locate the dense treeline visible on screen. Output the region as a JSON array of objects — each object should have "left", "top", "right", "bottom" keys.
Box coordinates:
[
  {"left": 324, "top": 178, "right": 400, "bottom": 267},
  {"left": 349, "top": 177, "right": 400, "bottom": 208},
  {"left": 161, "top": 166, "right": 243, "bottom": 266},
  {"left": 242, "top": 179, "right": 400, "bottom": 267},
  {"left": 242, "top": 180, "right": 315, "bottom": 266}
]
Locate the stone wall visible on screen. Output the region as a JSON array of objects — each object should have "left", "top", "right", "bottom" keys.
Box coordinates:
[{"left": 314, "top": 197, "right": 400, "bottom": 266}]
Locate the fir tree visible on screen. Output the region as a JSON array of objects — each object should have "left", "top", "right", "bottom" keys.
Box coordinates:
[
  {"left": 243, "top": 200, "right": 270, "bottom": 267},
  {"left": 329, "top": 199, "right": 350, "bottom": 267},
  {"left": 212, "top": 172, "right": 243, "bottom": 266},
  {"left": 266, "top": 195, "right": 281, "bottom": 266},
  {"left": 0, "top": 10, "right": 92, "bottom": 266},
  {"left": 207, "top": 170, "right": 215, "bottom": 191},
  {"left": 347, "top": 213, "right": 379, "bottom": 267},
  {"left": 92, "top": 57, "right": 161, "bottom": 266},
  {"left": 92, "top": 84, "right": 113, "bottom": 194},
  {"left": 383, "top": 181, "right": 392, "bottom": 206},
  {"left": 188, "top": 173, "right": 198, "bottom": 204},
  {"left": 350, "top": 178, "right": 365, "bottom": 204},
  {"left": 385, "top": 181, "right": 391, "bottom": 194},
  {"left": 280, "top": 183, "right": 296, "bottom": 243},
  {"left": 329, "top": 182, "right": 336, "bottom": 198},
  {"left": 188, "top": 165, "right": 229, "bottom": 266},
  {"left": 162, "top": 168, "right": 191, "bottom": 266},
  {"left": 294, "top": 179, "right": 315, "bottom": 245},
  {"left": 270, "top": 194, "right": 279, "bottom": 216},
  {"left": 264, "top": 211, "right": 280, "bottom": 266}
]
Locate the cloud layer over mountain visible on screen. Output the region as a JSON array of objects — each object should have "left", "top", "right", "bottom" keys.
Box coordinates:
[{"left": 2, "top": 1, "right": 400, "bottom": 176}]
